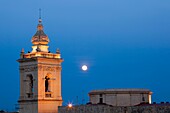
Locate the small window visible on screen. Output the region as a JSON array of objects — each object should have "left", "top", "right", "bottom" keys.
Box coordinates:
[
  {"left": 142, "top": 96, "right": 145, "bottom": 101},
  {"left": 99, "top": 98, "right": 103, "bottom": 103},
  {"left": 100, "top": 94, "right": 103, "bottom": 97},
  {"left": 99, "top": 94, "right": 103, "bottom": 103},
  {"left": 142, "top": 94, "right": 145, "bottom": 101},
  {"left": 45, "top": 92, "right": 52, "bottom": 98}
]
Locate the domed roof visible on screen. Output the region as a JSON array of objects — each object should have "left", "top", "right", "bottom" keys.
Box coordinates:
[{"left": 31, "top": 19, "right": 50, "bottom": 45}]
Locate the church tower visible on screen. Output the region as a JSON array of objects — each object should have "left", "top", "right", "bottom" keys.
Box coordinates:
[{"left": 17, "top": 18, "right": 63, "bottom": 113}]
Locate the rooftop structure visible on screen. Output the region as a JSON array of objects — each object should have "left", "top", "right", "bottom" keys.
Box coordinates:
[{"left": 89, "top": 88, "right": 152, "bottom": 106}]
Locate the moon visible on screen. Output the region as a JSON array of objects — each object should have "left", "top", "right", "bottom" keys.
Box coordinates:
[{"left": 82, "top": 65, "right": 88, "bottom": 71}]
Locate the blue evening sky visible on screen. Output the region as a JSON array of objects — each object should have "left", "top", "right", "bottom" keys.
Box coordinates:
[{"left": 0, "top": 0, "right": 170, "bottom": 111}]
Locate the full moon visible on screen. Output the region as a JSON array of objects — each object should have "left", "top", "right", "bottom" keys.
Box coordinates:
[{"left": 82, "top": 65, "right": 88, "bottom": 71}]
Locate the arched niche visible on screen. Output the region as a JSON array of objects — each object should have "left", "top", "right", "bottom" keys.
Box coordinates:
[{"left": 26, "top": 74, "right": 33, "bottom": 98}]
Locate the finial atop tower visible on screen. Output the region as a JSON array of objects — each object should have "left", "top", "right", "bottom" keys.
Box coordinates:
[
  {"left": 20, "top": 48, "right": 25, "bottom": 58},
  {"left": 56, "top": 48, "right": 60, "bottom": 54},
  {"left": 21, "top": 48, "right": 25, "bottom": 53},
  {"left": 39, "top": 8, "right": 42, "bottom": 23}
]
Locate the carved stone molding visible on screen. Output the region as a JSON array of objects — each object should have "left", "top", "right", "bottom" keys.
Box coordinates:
[
  {"left": 20, "top": 65, "right": 61, "bottom": 72},
  {"left": 38, "top": 65, "right": 43, "bottom": 71},
  {"left": 43, "top": 66, "right": 55, "bottom": 72},
  {"left": 25, "top": 66, "right": 37, "bottom": 72},
  {"left": 19, "top": 67, "right": 25, "bottom": 72},
  {"left": 56, "top": 67, "right": 62, "bottom": 71},
  {"left": 20, "top": 66, "right": 38, "bottom": 72}
]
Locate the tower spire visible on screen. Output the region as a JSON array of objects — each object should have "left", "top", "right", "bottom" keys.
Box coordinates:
[{"left": 31, "top": 9, "right": 49, "bottom": 48}]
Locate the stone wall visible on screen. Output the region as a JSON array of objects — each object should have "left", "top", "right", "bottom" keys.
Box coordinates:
[{"left": 58, "top": 105, "right": 170, "bottom": 113}]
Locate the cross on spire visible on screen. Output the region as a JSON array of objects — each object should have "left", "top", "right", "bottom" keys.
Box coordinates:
[{"left": 39, "top": 8, "right": 42, "bottom": 23}]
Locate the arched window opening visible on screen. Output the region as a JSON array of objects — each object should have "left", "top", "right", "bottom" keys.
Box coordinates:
[
  {"left": 26, "top": 75, "right": 33, "bottom": 98},
  {"left": 45, "top": 75, "right": 52, "bottom": 98},
  {"left": 45, "top": 76, "right": 50, "bottom": 92}
]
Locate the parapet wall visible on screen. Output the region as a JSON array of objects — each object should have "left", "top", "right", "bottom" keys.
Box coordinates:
[{"left": 58, "top": 105, "right": 170, "bottom": 113}]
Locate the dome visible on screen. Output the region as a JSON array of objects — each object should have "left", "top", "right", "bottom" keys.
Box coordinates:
[{"left": 31, "top": 19, "right": 50, "bottom": 45}]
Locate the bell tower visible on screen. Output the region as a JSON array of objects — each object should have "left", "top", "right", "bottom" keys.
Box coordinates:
[{"left": 18, "top": 18, "right": 63, "bottom": 113}]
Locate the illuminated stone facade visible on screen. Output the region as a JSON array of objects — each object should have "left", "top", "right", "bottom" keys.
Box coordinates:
[
  {"left": 89, "top": 89, "right": 152, "bottom": 106},
  {"left": 17, "top": 19, "right": 63, "bottom": 113}
]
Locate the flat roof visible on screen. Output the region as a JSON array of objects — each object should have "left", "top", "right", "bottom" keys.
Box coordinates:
[{"left": 89, "top": 88, "right": 152, "bottom": 95}]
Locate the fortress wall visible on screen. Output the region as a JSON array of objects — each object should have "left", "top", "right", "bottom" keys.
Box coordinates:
[{"left": 59, "top": 105, "right": 170, "bottom": 113}]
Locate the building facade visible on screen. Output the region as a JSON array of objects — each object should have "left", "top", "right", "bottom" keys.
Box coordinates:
[
  {"left": 89, "top": 89, "right": 152, "bottom": 106},
  {"left": 17, "top": 19, "right": 63, "bottom": 113}
]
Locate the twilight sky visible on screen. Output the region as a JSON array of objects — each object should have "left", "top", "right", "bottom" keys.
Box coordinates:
[{"left": 0, "top": 0, "right": 170, "bottom": 111}]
